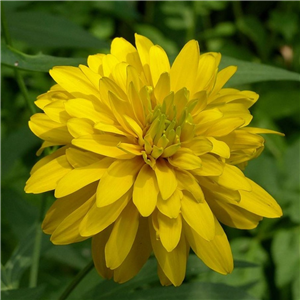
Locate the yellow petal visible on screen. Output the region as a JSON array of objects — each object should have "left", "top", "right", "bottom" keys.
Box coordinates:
[
  {"left": 113, "top": 217, "right": 152, "bottom": 283},
  {"left": 43, "top": 100, "right": 70, "bottom": 124},
  {"left": 127, "top": 81, "right": 146, "bottom": 127},
  {"left": 65, "top": 147, "right": 102, "bottom": 168},
  {"left": 50, "top": 66, "right": 100, "bottom": 100},
  {"left": 51, "top": 195, "right": 95, "bottom": 245},
  {"left": 183, "top": 216, "right": 233, "bottom": 274},
  {"left": 242, "top": 127, "right": 285, "bottom": 136},
  {"left": 239, "top": 178, "right": 283, "bottom": 218},
  {"left": 170, "top": 40, "right": 200, "bottom": 93},
  {"left": 154, "top": 159, "right": 177, "bottom": 200},
  {"left": 101, "top": 54, "right": 120, "bottom": 78},
  {"left": 154, "top": 73, "right": 171, "bottom": 105},
  {"left": 25, "top": 155, "right": 72, "bottom": 194},
  {"left": 79, "top": 189, "right": 131, "bottom": 236},
  {"left": 169, "top": 149, "right": 202, "bottom": 170},
  {"left": 92, "top": 226, "right": 114, "bottom": 279},
  {"left": 191, "top": 154, "right": 224, "bottom": 177},
  {"left": 108, "top": 91, "right": 137, "bottom": 136},
  {"left": 30, "top": 146, "right": 67, "bottom": 174},
  {"left": 55, "top": 157, "right": 114, "bottom": 198},
  {"left": 65, "top": 98, "right": 103, "bottom": 123},
  {"left": 150, "top": 219, "right": 187, "bottom": 286},
  {"left": 105, "top": 202, "right": 139, "bottom": 269},
  {"left": 79, "top": 64, "right": 101, "bottom": 89},
  {"left": 210, "top": 66, "right": 237, "bottom": 97},
  {"left": 117, "top": 143, "right": 143, "bottom": 156},
  {"left": 123, "top": 115, "right": 144, "bottom": 141},
  {"left": 149, "top": 45, "right": 170, "bottom": 86},
  {"left": 97, "top": 158, "right": 143, "bottom": 207},
  {"left": 181, "top": 136, "right": 213, "bottom": 156},
  {"left": 212, "top": 164, "right": 251, "bottom": 191},
  {"left": 87, "top": 53, "right": 105, "bottom": 75},
  {"left": 133, "top": 164, "right": 159, "bottom": 217},
  {"left": 205, "top": 190, "right": 262, "bottom": 229},
  {"left": 176, "top": 169, "right": 204, "bottom": 202},
  {"left": 206, "top": 137, "right": 230, "bottom": 158},
  {"left": 29, "top": 113, "right": 72, "bottom": 144},
  {"left": 135, "top": 33, "right": 154, "bottom": 84},
  {"left": 157, "top": 264, "right": 173, "bottom": 286},
  {"left": 42, "top": 182, "right": 97, "bottom": 234},
  {"left": 72, "top": 134, "right": 134, "bottom": 159},
  {"left": 94, "top": 122, "right": 128, "bottom": 136},
  {"left": 111, "top": 37, "right": 143, "bottom": 73},
  {"left": 181, "top": 192, "right": 215, "bottom": 241},
  {"left": 157, "top": 212, "right": 182, "bottom": 252},
  {"left": 193, "top": 53, "right": 218, "bottom": 93},
  {"left": 203, "top": 117, "right": 245, "bottom": 137},
  {"left": 67, "top": 118, "right": 95, "bottom": 138},
  {"left": 157, "top": 189, "right": 182, "bottom": 219}
]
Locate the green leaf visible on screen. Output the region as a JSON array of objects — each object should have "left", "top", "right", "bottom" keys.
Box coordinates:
[
  {"left": 2, "top": 286, "right": 45, "bottom": 300},
  {"left": 5, "top": 10, "right": 108, "bottom": 49},
  {"left": 253, "top": 88, "right": 300, "bottom": 120},
  {"left": 220, "top": 56, "right": 300, "bottom": 86},
  {"left": 2, "top": 189, "right": 38, "bottom": 241},
  {"left": 1, "top": 44, "right": 86, "bottom": 72},
  {"left": 3, "top": 225, "right": 51, "bottom": 289},
  {"left": 1, "top": 126, "right": 40, "bottom": 177},
  {"left": 119, "top": 282, "right": 258, "bottom": 300},
  {"left": 272, "top": 228, "right": 300, "bottom": 287}
]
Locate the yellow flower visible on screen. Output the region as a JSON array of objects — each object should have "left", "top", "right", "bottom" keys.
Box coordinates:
[{"left": 25, "top": 34, "right": 283, "bottom": 286}]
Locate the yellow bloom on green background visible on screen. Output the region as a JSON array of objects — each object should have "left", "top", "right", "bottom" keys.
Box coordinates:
[{"left": 25, "top": 34, "right": 283, "bottom": 286}]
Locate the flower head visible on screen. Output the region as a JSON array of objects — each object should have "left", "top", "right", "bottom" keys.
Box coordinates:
[{"left": 25, "top": 34, "right": 283, "bottom": 286}]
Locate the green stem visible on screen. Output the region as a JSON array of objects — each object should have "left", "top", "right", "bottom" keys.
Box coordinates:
[
  {"left": 29, "top": 194, "right": 48, "bottom": 288},
  {"left": 1, "top": 3, "right": 36, "bottom": 115},
  {"left": 1, "top": 3, "right": 12, "bottom": 45},
  {"left": 59, "top": 260, "right": 94, "bottom": 300}
]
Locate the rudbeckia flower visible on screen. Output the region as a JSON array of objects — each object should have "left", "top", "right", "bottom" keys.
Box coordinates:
[{"left": 25, "top": 34, "right": 283, "bottom": 286}]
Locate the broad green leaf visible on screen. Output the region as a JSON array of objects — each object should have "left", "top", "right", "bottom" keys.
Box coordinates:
[
  {"left": 4, "top": 225, "right": 51, "bottom": 289},
  {"left": 2, "top": 126, "right": 40, "bottom": 177},
  {"left": 85, "top": 258, "right": 158, "bottom": 300},
  {"left": 117, "top": 282, "right": 257, "bottom": 300},
  {"left": 186, "top": 254, "right": 258, "bottom": 278},
  {"left": 199, "top": 238, "right": 268, "bottom": 300},
  {"left": 221, "top": 56, "right": 300, "bottom": 86},
  {"left": 1, "top": 44, "right": 86, "bottom": 72},
  {"left": 254, "top": 88, "right": 300, "bottom": 120},
  {"left": 44, "top": 245, "right": 88, "bottom": 270},
  {"left": 5, "top": 10, "right": 108, "bottom": 49},
  {"left": 85, "top": 255, "right": 259, "bottom": 300},
  {"left": 2, "top": 189, "right": 38, "bottom": 241},
  {"left": 272, "top": 228, "right": 300, "bottom": 287},
  {"left": 2, "top": 286, "right": 45, "bottom": 300}
]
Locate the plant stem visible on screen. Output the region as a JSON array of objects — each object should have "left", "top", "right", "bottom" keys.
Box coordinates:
[
  {"left": 1, "top": 3, "right": 12, "bottom": 45},
  {"left": 59, "top": 260, "right": 95, "bottom": 300},
  {"left": 1, "top": 3, "right": 36, "bottom": 115},
  {"left": 29, "top": 194, "right": 48, "bottom": 288}
]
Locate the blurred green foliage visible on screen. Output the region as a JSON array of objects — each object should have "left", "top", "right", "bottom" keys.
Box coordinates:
[{"left": 1, "top": 1, "right": 299, "bottom": 300}]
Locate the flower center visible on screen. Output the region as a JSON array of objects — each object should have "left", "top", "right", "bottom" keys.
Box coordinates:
[{"left": 141, "top": 88, "right": 197, "bottom": 168}]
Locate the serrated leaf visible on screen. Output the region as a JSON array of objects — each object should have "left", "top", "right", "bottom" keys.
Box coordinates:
[
  {"left": 221, "top": 56, "right": 300, "bottom": 86},
  {"left": 1, "top": 44, "right": 86, "bottom": 72}
]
